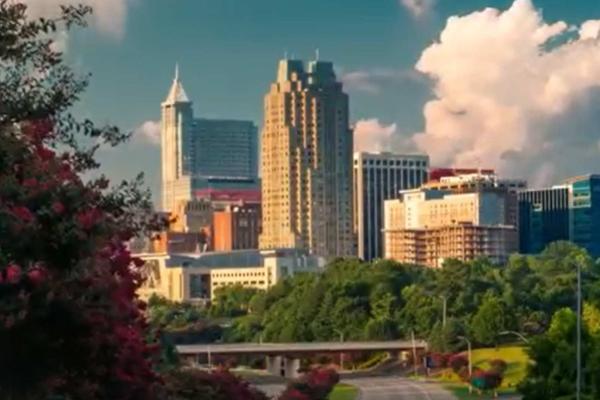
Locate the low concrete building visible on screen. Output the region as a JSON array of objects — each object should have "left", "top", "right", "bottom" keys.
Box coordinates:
[{"left": 136, "top": 248, "right": 325, "bottom": 302}]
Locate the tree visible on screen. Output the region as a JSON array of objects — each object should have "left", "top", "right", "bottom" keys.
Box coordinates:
[
  {"left": 0, "top": 2, "right": 163, "bottom": 398},
  {"left": 470, "top": 293, "right": 507, "bottom": 345},
  {"left": 519, "top": 306, "right": 600, "bottom": 399},
  {"left": 210, "top": 284, "right": 261, "bottom": 318}
]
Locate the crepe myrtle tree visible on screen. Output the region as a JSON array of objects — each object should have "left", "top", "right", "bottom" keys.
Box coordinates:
[{"left": 0, "top": 1, "right": 167, "bottom": 399}]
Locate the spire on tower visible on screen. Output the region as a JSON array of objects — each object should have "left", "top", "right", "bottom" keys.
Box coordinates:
[{"left": 162, "top": 62, "right": 190, "bottom": 105}]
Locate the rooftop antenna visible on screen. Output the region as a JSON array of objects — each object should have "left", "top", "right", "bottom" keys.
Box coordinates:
[
  {"left": 315, "top": 48, "right": 320, "bottom": 61},
  {"left": 174, "top": 62, "right": 179, "bottom": 82}
]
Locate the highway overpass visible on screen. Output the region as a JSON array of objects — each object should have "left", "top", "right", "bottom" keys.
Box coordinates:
[{"left": 177, "top": 340, "right": 428, "bottom": 378}]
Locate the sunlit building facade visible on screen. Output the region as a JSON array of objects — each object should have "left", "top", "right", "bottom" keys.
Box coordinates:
[{"left": 259, "top": 59, "right": 354, "bottom": 258}]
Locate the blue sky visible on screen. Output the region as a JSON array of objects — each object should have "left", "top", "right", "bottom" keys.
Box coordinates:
[{"left": 53, "top": 0, "right": 600, "bottom": 203}]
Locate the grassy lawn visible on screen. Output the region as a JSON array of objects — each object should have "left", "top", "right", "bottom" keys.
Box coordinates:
[
  {"left": 328, "top": 383, "right": 359, "bottom": 400},
  {"left": 444, "top": 383, "right": 519, "bottom": 399},
  {"left": 436, "top": 345, "right": 529, "bottom": 389}
]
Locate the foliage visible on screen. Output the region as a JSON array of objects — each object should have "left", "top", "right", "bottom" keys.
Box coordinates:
[
  {"left": 219, "top": 241, "right": 600, "bottom": 350},
  {"left": 470, "top": 369, "right": 503, "bottom": 392},
  {"left": 210, "top": 284, "right": 261, "bottom": 318},
  {"left": 162, "top": 368, "right": 269, "bottom": 400},
  {"left": 469, "top": 293, "right": 507, "bottom": 345},
  {"left": 518, "top": 305, "right": 600, "bottom": 400},
  {"left": 489, "top": 359, "right": 508, "bottom": 374},
  {"left": 0, "top": 2, "right": 164, "bottom": 399},
  {"left": 449, "top": 354, "right": 469, "bottom": 374},
  {"left": 279, "top": 368, "right": 340, "bottom": 400}
]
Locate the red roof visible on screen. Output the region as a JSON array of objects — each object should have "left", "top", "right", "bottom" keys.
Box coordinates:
[
  {"left": 193, "top": 188, "right": 261, "bottom": 203},
  {"left": 429, "top": 167, "right": 495, "bottom": 182}
]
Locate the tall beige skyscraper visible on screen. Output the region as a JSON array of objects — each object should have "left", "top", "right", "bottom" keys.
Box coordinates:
[{"left": 259, "top": 59, "right": 354, "bottom": 258}]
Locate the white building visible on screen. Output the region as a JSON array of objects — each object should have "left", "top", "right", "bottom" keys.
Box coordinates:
[{"left": 136, "top": 248, "right": 325, "bottom": 302}]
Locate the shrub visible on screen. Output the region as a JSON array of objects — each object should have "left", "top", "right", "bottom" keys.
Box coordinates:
[
  {"left": 449, "top": 353, "right": 469, "bottom": 373},
  {"left": 279, "top": 368, "right": 339, "bottom": 400},
  {"left": 163, "top": 368, "right": 269, "bottom": 400},
  {"left": 489, "top": 358, "right": 508, "bottom": 374}
]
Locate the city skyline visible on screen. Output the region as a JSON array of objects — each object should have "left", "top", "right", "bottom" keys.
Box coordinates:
[{"left": 39, "top": 0, "right": 600, "bottom": 204}]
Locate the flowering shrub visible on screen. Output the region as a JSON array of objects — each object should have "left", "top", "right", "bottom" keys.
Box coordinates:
[
  {"left": 163, "top": 368, "right": 269, "bottom": 400},
  {"left": 471, "top": 369, "right": 503, "bottom": 391},
  {"left": 0, "top": 2, "right": 165, "bottom": 399},
  {"left": 449, "top": 353, "right": 469, "bottom": 373},
  {"left": 489, "top": 358, "right": 508, "bottom": 374},
  {"left": 279, "top": 368, "right": 340, "bottom": 400}
]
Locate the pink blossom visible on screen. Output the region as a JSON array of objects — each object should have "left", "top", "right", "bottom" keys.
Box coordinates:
[
  {"left": 5, "top": 264, "right": 22, "bottom": 284},
  {"left": 12, "top": 206, "right": 34, "bottom": 223},
  {"left": 51, "top": 201, "right": 65, "bottom": 215}
]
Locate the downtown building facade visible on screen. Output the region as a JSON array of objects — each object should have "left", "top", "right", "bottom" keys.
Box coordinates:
[
  {"left": 160, "top": 67, "right": 259, "bottom": 215},
  {"left": 383, "top": 173, "right": 522, "bottom": 268},
  {"left": 519, "top": 174, "right": 600, "bottom": 257},
  {"left": 353, "top": 152, "right": 429, "bottom": 261},
  {"left": 259, "top": 59, "right": 354, "bottom": 259}
]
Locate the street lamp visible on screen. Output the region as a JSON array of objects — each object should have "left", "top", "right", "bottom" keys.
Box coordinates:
[
  {"left": 499, "top": 331, "right": 529, "bottom": 344},
  {"left": 457, "top": 336, "right": 472, "bottom": 394}
]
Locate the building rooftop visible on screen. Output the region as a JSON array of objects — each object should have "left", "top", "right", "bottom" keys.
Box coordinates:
[{"left": 166, "top": 248, "right": 313, "bottom": 269}]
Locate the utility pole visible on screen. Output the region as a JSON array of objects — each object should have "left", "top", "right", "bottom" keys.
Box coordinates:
[{"left": 576, "top": 260, "right": 582, "bottom": 400}]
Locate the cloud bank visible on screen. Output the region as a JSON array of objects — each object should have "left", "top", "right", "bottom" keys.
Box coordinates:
[
  {"left": 410, "top": 0, "right": 600, "bottom": 185},
  {"left": 133, "top": 120, "right": 161, "bottom": 146}
]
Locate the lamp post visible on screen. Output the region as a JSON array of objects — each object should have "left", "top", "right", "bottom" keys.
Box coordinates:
[
  {"left": 457, "top": 336, "right": 472, "bottom": 393},
  {"left": 499, "top": 330, "right": 529, "bottom": 344}
]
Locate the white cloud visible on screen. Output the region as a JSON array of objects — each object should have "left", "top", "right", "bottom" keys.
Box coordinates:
[
  {"left": 354, "top": 119, "right": 416, "bottom": 154},
  {"left": 400, "top": 0, "right": 435, "bottom": 18},
  {"left": 133, "top": 120, "right": 160, "bottom": 146},
  {"left": 342, "top": 68, "right": 426, "bottom": 94},
  {"left": 23, "top": 0, "right": 132, "bottom": 39},
  {"left": 409, "top": 0, "right": 600, "bottom": 185}
]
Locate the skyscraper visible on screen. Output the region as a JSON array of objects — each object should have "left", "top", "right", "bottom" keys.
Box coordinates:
[
  {"left": 353, "top": 152, "right": 429, "bottom": 261},
  {"left": 259, "top": 59, "right": 354, "bottom": 258},
  {"left": 519, "top": 174, "right": 600, "bottom": 257},
  {"left": 518, "top": 187, "right": 570, "bottom": 254},
  {"left": 160, "top": 66, "right": 259, "bottom": 213}
]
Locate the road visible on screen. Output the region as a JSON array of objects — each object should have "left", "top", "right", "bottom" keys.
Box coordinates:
[
  {"left": 256, "top": 376, "right": 455, "bottom": 399},
  {"left": 345, "top": 376, "right": 455, "bottom": 400}
]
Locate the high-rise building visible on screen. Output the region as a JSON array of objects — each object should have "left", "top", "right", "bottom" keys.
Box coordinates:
[
  {"left": 519, "top": 175, "right": 600, "bottom": 257},
  {"left": 259, "top": 59, "right": 354, "bottom": 258},
  {"left": 353, "top": 152, "right": 429, "bottom": 261},
  {"left": 567, "top": 175, "right": 600, "bottom": 256},
  {"left": 518, "top": 187, "right": 570, "bottom": 254},
  {"left": 383, "top": 187, "right": 517, "bottom": 267},
  {"left": 423, "top": 172, "right": 526, "bottom": 228},
  {"left": 160, "top": 66, "right": 259, "bottom": 213}
]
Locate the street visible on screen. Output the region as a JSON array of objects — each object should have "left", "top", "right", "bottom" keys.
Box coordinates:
[
  {"left": 256, "top": 376, "right": 455, "bottom": 399},
  {"left": 345, "top": 376, "right": 455, "bottom": 400}
]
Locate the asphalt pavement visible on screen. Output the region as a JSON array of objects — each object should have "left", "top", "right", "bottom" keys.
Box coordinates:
[
  {"left": 256, "top": 376, "right": 456, "bottom": 399},
  {"left": 345, "top": 376, "right": 455, "bottom": 400}
]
